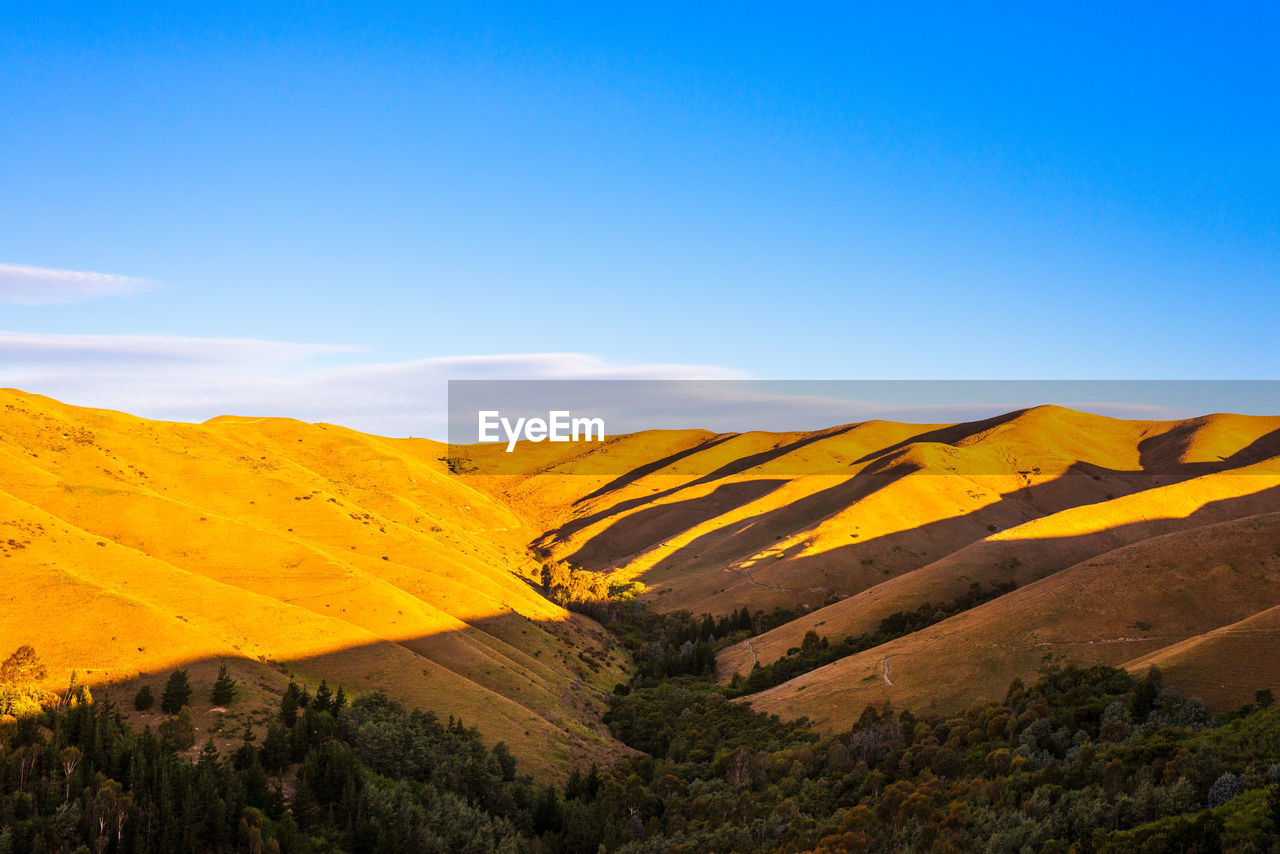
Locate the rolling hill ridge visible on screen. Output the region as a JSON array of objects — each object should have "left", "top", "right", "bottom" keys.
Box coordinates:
[
  {"left": 469, "top": 404, "right": 1280, "bottom": 724},
  {"left": 4, "top": 389, "right": 1280, "bottom": 760}
]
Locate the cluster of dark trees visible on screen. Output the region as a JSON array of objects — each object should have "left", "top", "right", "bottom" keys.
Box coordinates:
[
  {"left": 575, "top": 597, "right": 819, "bottom": 682},
  {"left": 617, "top": 609, "right": 722, "bottom": 680},
  {"left": 587, "top": 659, "right": 1280, "bottom": 851},
  {"left": 541, "top": 561, "right": 805, "bottom": 638},
  {"left": 131, "top": 665, "right": 237, "bottom": 717},
  {"left": 0, "top": 649, "right": 554, "bottom": 852},
  {"left": 7, "top": 592, "right": 1280, "bottom": 852}
]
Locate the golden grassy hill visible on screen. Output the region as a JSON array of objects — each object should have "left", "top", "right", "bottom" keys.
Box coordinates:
[
  {"left": 0, "top": 389, "right": 628, "bottom": 778},
  {"left": 6, "top": 389, "right": 1279, "bottom": 762},
  {"left": 493, "top": 406, "right": 1280, "bottom": 622},
  {"left": 459, "top": 405, "right": 1280, "bottom": 724}
]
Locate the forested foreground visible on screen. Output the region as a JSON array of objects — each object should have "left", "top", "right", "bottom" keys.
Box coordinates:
[{"left": 5, "top": 611, "right": 1280, "bottom": 852}]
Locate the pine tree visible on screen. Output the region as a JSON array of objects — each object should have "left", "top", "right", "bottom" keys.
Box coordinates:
[
  {"left": 211, "top": 664, "right": 237, "bottom": 706},
  {"left": 160, "top": 668, "right": 193, "bottom": 715},
  {"left": 492, "top": 740, "right": 517, "bottom": 781},
  {"left": 279, "top": 682, "right": 302, "bottom": 727},
  {"left": 564, "top": 767, "right": 584, "bottom": 800},
  {"left": 197, "top": 738, "right": 220, "bottom": 770},
  {"left": 312, "top": 680, "right": 332, "bottom": 713},
  {"left": 260, "top": 724, "right": 290, "bottom": 773},
  {"left": 134, "top": 684, "right": 155, "bottom": 711}
]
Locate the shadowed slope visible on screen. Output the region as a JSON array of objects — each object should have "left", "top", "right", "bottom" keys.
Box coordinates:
[
  {"left": 1123, "top": 605, "right": 1280, "bottom": 709},
  {"left": 746, "top": 510, "right": 1280, "bottom": 730},
  {"left": 719, "top": 471, "right": 1280, "bottom": 678}
]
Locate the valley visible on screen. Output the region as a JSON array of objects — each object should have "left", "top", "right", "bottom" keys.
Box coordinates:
[{"left": 4, "top": 389, "right": 1280, "bottom": 772}]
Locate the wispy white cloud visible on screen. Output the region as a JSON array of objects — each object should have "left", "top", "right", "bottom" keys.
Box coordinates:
[
  {"left": 3, "top": 332, "right": 1233, "bottom": 439},
  {"left": 0, "top": 263, "right": 156, "bottom": 305},
  {"left": 0, "top": 331, "right": 357, "bottom": 364},
  {"left": 0, "top": 331, "right": 744, "bottom": 437}
]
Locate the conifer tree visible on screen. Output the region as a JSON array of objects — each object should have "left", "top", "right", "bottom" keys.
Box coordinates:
[
  {"left": 211, "top": 663, "right": 237, "bottom": 706},
  {"left": 134, "top": 684, "right": 155, "bottom": 711},
  {"left": 312, "top": 679, "right": 332, "bottom": 713},
  {"left": 160, "top": 668, "right": 193, "bottom": 715},
  {"left": 279, "top": 682, "right": 302, "bottom": 727}
]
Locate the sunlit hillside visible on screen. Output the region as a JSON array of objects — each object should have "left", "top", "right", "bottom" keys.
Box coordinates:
[
  {"left": 463, "top": 405, "right": 1280, "bottom": 719},
  {"left": 5, "top": 388, "right": 1280, "bottom": 762},
  {"left": 0, "top": 389, "right": 628, "bottom": 777}
]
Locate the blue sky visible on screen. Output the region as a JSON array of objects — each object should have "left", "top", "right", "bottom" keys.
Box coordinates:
[{"left": 1, "top": 3, "right": 1277, "bottom": 432}]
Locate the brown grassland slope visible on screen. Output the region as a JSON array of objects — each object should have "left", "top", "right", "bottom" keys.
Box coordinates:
[
  {"left": 1123, "top": 603, "right": 1280, "bottom": 709},
  {"left": 718, "top": 466, "right": 1280, "bottom": 679},
  {"left": 746, "top": 509, "right": 1280, "bottom": 730}
]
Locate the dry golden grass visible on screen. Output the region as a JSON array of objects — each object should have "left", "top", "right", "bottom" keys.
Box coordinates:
[
  {"left": 0, "top": 389, "right": 627, "bottom": 778},
  {"left": 505, "top": 405, "right": 1278, "bottom": 629},
  {"left": 5, "top": 388, "right": 1279, "bottom": 761}
]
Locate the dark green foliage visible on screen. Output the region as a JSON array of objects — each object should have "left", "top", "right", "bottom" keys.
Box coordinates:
[
  {"left": 607, "top": 674, "right": 816, "bottom": 761},
  {"left": 558, "top": 602, "right": 1277, "bottom": 853},
  {"left": 211, "top": 663, "right": 237, "bottom": 706},
  {"left": 1129, "top": 664, "right": 1163, "bottom": 722},
  {"left": 160, "top": 668, "right": 193, "bottom": 715},
  {"left": 0, "top": 683, "right": 555, "bottom": 852},
  {"left": 592, "top": 606, "right": 723, "bottom": 679},
  {"left": 159, "top": 705, "right": 196, "bottom": 752},
  {"left": 5, "top": 600, "right": 1277, "bottom": 853},
  {"left": 492, "top": 740, "right": 518, "bottom": 781},
  {"left": 311, "top": 679, "right": 332, "bottom": 713},
  {"left": 259, "top": 723, "right": 290, "bottom": 773},
  {"left": 582, "top": 656, "right": 1277, "bottom": 852},
  {"left": 133, "top": 684, "right": 155, "bottom": 711},
  {"left": 278, "top": 681, "right": 302, "bottom": 727}
]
